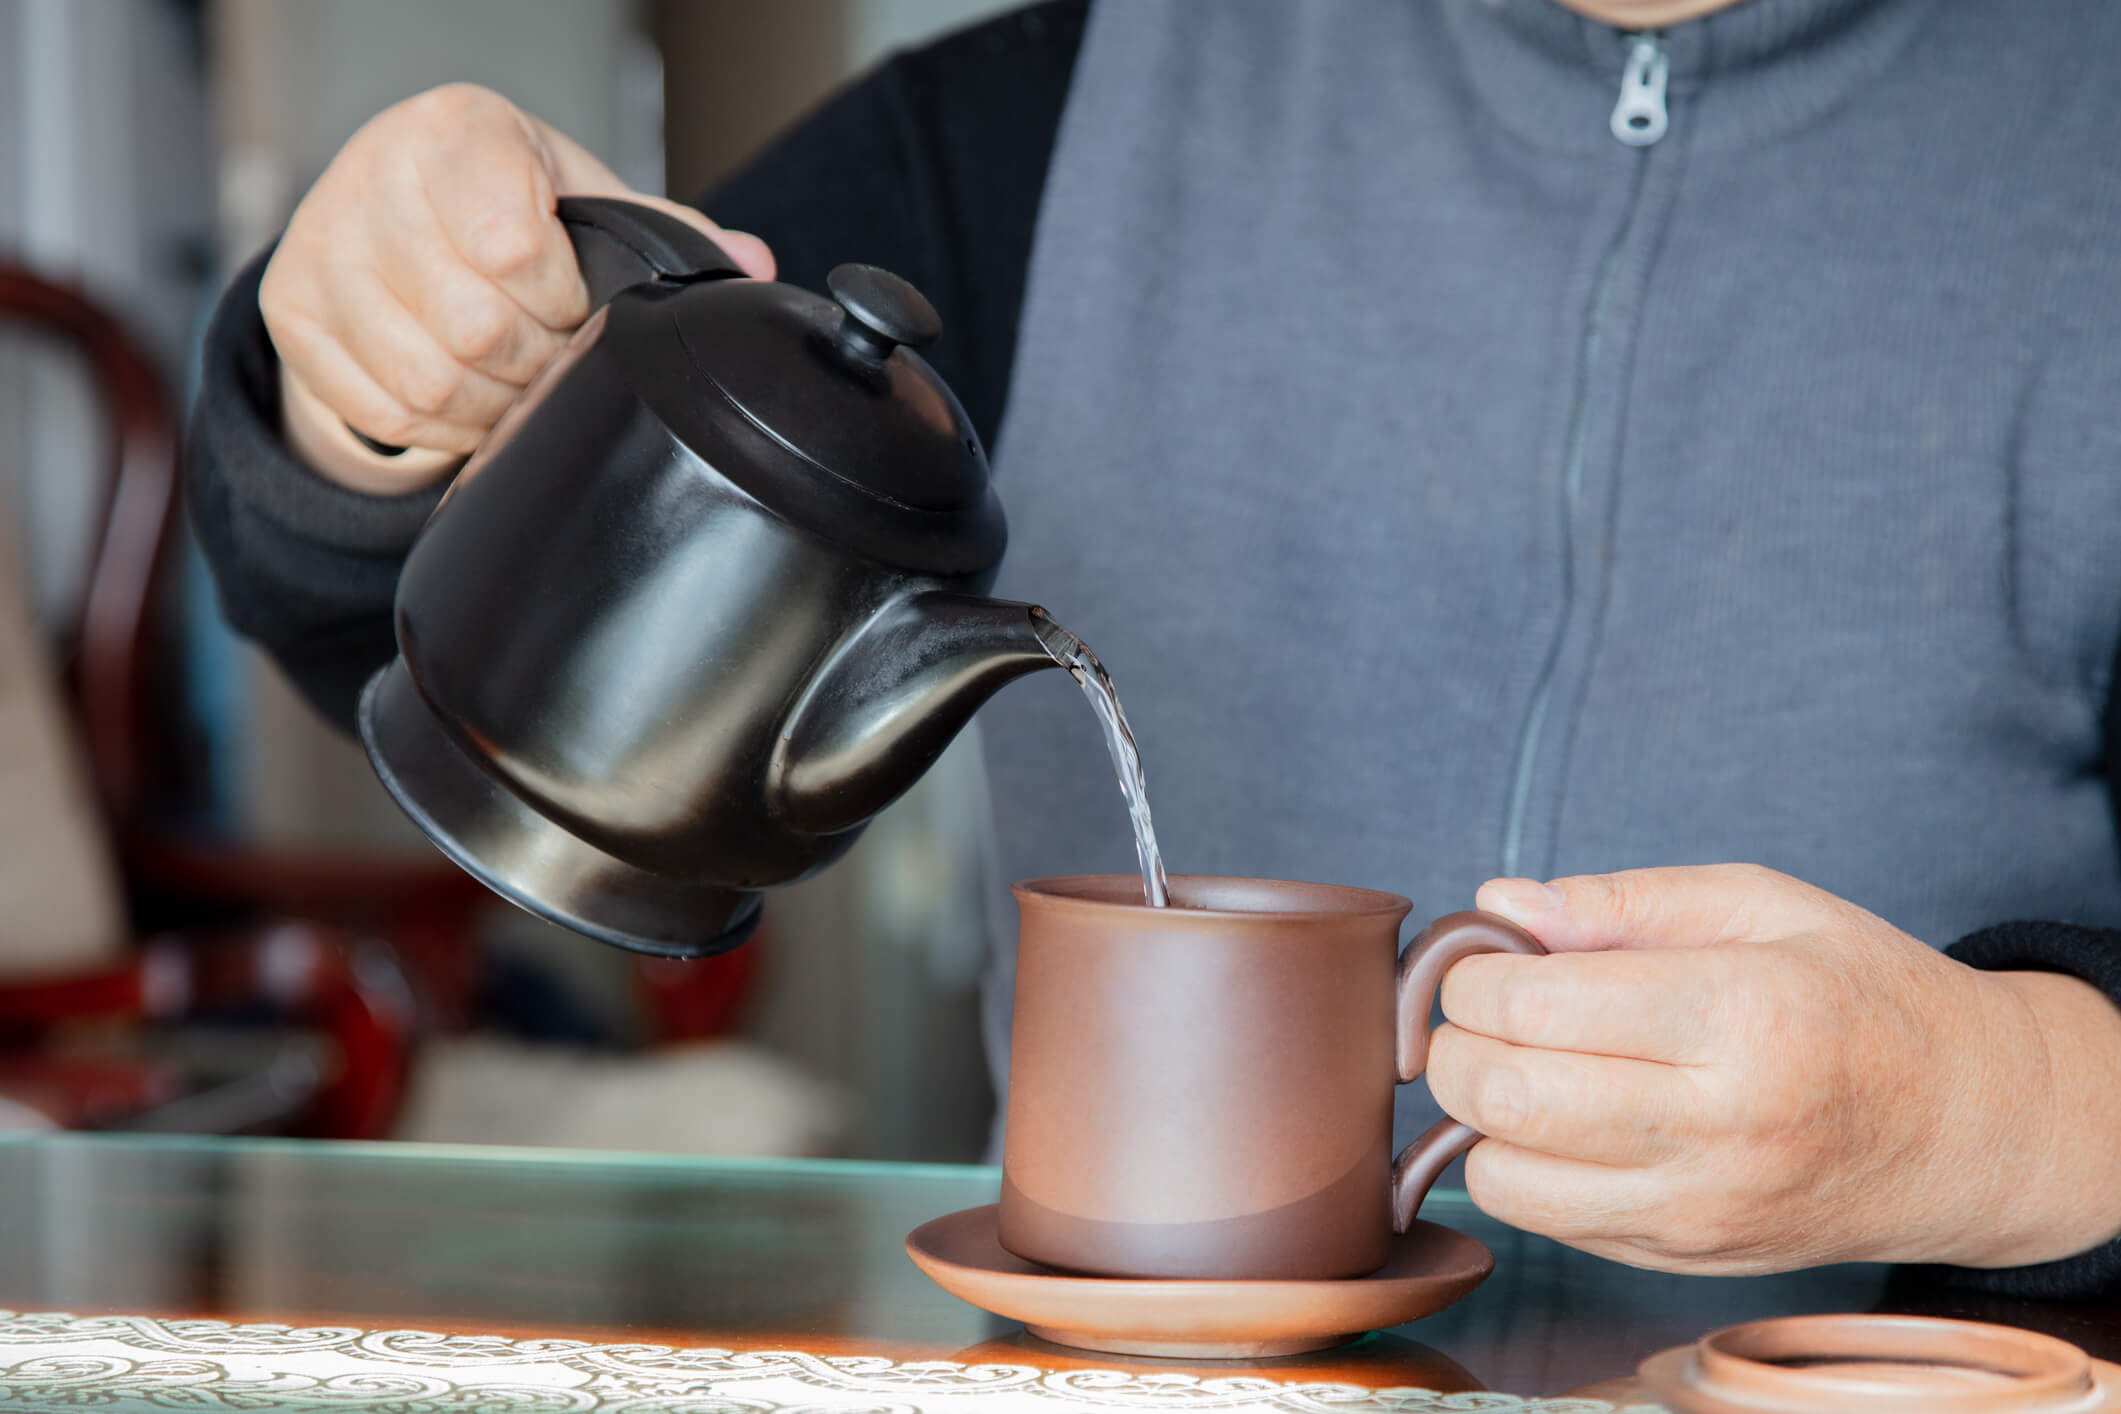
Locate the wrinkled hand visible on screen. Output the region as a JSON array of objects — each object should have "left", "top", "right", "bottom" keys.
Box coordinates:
[
  {"left": 261, "top": 82, "right": 774, "bottom": 492},
  {"left": 1425, "top": 864, "right": 2121, "bottom": 1274}
]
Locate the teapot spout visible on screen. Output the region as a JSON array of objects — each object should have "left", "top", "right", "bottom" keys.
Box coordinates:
[{"left": 772, "top": 592, "right": 1063, "bottom": 837}]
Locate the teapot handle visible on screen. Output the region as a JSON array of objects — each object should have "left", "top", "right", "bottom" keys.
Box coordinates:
[
  {"left": 345, "top": 196, "right": 746, "bottom": 458},
  {"left": 554, "top": 195, "right": 749, "bottom": 307}
]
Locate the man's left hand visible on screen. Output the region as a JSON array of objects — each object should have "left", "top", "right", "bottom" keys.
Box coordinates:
[{"left": 1425, "top": 863, "right": 2121, "bottom": 1273}]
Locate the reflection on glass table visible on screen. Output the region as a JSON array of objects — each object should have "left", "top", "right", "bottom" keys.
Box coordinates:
[{"left": 0, "top": 1134, "right": 2113, "bottom": 1406}]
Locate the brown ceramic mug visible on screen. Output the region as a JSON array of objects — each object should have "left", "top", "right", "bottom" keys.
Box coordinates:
[{"left": 998, "top": 875, "right": 1546, "bottom": 1280}]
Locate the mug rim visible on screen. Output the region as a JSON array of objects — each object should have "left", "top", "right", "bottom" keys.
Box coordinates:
[{"left": 1012, "top": 873, "right": 1412, "bottom": 923}]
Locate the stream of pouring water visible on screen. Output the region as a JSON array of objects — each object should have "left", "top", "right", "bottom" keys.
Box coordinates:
[{"left": 1032, "top": 609, "right": 1171, "bottom": 907}]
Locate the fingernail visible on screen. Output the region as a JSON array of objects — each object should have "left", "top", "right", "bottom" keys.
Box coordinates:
[{"left": 1483, "top": 877, "right": 1564, "bottom": 920}]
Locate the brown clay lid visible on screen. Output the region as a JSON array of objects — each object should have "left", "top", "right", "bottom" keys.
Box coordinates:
[{"left": 1640, "top": 1314, "right": 2121, "bottom": 1413}]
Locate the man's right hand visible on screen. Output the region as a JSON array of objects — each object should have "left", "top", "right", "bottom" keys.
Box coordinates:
[{"left": 260, "top": 82, "right": 774, "bottom": 494}]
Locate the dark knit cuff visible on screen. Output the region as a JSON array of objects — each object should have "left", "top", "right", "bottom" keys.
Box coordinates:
[
  {"left": 1902, "top": 921, "right": 2121, "bottom": 1300},
  {"left": 192, "top": 245, "right": 445, "bottom": 556}
]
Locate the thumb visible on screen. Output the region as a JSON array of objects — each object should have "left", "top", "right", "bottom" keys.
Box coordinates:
[
  {"left": 1474, "top": 863, "right": 1827, "bottom": 953},
  {"left": 530, "top": 113, "right": 777, "bottom": 282}
]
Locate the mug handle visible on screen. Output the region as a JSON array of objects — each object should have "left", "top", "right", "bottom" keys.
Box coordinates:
[{"left": 1389, "top": 909, "right": 1549, "bottom": 1232}]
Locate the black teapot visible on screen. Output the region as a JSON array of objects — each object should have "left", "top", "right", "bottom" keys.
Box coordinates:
[{"left": 359, "top": 197, "right": 1065, "bottom": 958}]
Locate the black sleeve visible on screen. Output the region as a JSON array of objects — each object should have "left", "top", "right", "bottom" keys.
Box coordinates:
[
  {"left": 704, "top": 0, "right": 1084, "bottom": 449},
  {"left": 1905, "top": 921, "right": 2121, "bottom": 1299},
  {"left": 185, "top": 247, "right": 447, "bottom": 733},
  {"left": 184, "top": 0, "right": 1086, "bottom": 733}
]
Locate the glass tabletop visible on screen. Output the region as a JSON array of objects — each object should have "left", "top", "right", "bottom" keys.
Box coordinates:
[{"left": 0, "top": 1134, "right": 2112, "bottom": 1403}]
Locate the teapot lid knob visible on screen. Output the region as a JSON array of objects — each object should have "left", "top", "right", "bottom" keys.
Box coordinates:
[{"left": 828, "top": 263, "right": 941, "bottom": 361}]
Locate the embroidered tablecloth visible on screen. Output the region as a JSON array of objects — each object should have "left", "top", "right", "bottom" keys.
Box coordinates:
[{"left": 0, "top": 1311, "right": 1663, "bottom": 1412}]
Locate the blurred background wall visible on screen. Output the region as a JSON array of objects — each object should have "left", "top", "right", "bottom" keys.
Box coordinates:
[
  {"left": 0, "top": 0, "right": 208, "bottom": 627},
  {"left": 0, "top": 0, "right": 1017, "bottom": 1162}
]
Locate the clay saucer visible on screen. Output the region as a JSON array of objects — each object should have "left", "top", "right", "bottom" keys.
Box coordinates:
[
  {"left": 904, "top": 1204, "right": 1492, "bottom": 1359},
  {"left": 1639, "top": 1314, "right": 2121, "bottom": 1413}
]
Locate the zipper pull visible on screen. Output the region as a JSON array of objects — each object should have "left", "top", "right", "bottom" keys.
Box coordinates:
[{"left": 1610, "top": 33, "right": 1669, "bottom": 147}]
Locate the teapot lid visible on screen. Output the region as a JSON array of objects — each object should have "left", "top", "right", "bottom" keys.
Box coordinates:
[{"left": 608, "top": 263, "right": 1005, "bottom": 577}]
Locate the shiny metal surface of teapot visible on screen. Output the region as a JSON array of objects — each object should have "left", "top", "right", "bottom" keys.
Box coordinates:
[{"left": 359, "top": 198, "right": 1062, "bottom": 958}]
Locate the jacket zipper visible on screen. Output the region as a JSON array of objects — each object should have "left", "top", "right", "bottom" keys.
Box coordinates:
[
  {"left": 1498, "top": 32, "right": 1668, "bottom": 880},
  {"left": 1610, "top": 33, "right": 1671, "bottom": 146}
]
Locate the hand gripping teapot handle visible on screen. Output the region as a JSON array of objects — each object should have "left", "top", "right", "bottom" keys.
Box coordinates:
[
  {"left": 1389, "top": 909, "right": 1548, "bottom": 1233},
  {"left": 345, "top": 196, "right": 745, "bottom": 458}
]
